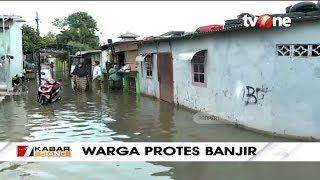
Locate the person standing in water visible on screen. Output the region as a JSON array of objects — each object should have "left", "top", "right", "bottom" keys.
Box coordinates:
[
  {"left": 108, "top": 64, "right": 122, "bottom": 90},
  {"left": 92, "top": 60, "right": 102, "bottom": 94},
  {"left": 71, "top": 58, "right": 89, "bottom": 91}
]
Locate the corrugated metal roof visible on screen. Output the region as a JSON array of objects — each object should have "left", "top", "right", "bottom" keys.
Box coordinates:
[
  {"left": 138, "top": 15, "right": 320, "bottom": 44},
  {"left": 0, "top": 15, "right": 24, "bottom": 21},
  {"left": 160, "top": 30, "right": 185, "bottom": 37},
  {"left": 75, "top": 50, "right": 101, "bottom": 56},
  {"left": 100, "top": 14, "right": 320, "bottom": 50},
  {"left": 118, "top": 32, "right": 140, "bottom": 38},
  {"left": 100, "top": 40, "right": 141, "bottom": 50}
]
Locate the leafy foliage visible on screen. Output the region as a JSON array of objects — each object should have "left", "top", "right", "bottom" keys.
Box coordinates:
[
  {"left": 41, "top": 32, "right": 57, "bottom": 45},
  {"left": 67, "top": 41, "right": 91, "bottom": 51},
  {"left": 22, "top": 24, "right": 41, "bottom": 54},
  {"left": 51, "top": 52, "right": 69, "bottom": 62},
  {"left": 53, "top": 11, "right": 100, "bottom": 49},
  {"left": 22, "top": 11, "right": 100, "bottom": 63}
]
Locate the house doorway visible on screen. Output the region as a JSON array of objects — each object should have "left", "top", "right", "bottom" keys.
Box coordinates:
[
  {"left": 157, "top": 53, "right": 174, "bottom": 104},
  {"left": 117, "top": 52, "right": 125, "bottom": 68},
  {"left": 83, "top": 58, "right": 92, "bottom": 79}
]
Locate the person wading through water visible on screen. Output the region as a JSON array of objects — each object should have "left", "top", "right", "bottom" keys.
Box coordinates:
[
  {"left": 108, "top": 64, "right": 122, "bottom": 90},
  {"left": 92, "top": 60, "right": 102, "bottom": 94},
  {"left": 71, "top": 58, "right": 89, "bottom": 91}
]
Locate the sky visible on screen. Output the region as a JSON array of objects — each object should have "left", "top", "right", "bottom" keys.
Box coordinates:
[{"left": 1, "top": 1, "right": 314, "bottom": 45}]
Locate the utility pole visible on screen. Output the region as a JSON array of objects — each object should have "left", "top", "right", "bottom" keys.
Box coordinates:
[{"left": 36, "top": 12, "right": 41, "bottom": 86}]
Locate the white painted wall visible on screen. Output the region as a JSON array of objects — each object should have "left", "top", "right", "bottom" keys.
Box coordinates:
[
  {"left": 138, "top": 53, "right": 159, "bottom": 98},
  {"left": 0, "top": 28, "right": 10, "bottom": 89},
  {"left": 0, "top": 21, "right": 23, "bottom": 90},
  {"left": 9, "top": 22, "right": 23, "bottom": 80},
  {"left": 138, "top": 19, "right": 320, "bottom": 138},
  {"left": 101, "top": 50, "right": 107, "bottom": 69},
  {"left": 138, "top": 42, "right": 170, "bottom": 98}
]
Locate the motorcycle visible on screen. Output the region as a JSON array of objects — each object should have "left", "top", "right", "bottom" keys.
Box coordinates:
[{"left": 37, "top": 72, "right": 62, "bottom": 105}]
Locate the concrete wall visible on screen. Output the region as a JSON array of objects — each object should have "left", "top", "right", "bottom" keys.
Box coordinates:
[
  {"left": 138, "top": 42, "right": 171, "bottom": 98},
  {"left": 101, "top": 50, "right": 107, "bottom": 69},
  {"left": 0, "top": 22, "right": 23, "bottom": 90},
  {"left": 0, "top": 28, "right": 10, "bottom": 89},
  {"left": 125, "top": 50, "right": 138, "bottom": 71},
  {"left": 9, "top": 22, "right": 23, "bottom": 79},
  {"left": 138, "top": 20, "right": 320, "bottom": 139},
  {"left": 114, "top": 43, "right": 137, "bottom": 52}
]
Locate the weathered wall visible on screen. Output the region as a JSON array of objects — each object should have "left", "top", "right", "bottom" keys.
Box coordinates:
[
  {"left": 138, "top": 20, "right": 320, "bottom": 138},
  {"left": 114, "top": 43, "right": 137, "bottom": 52},
  {"left": 101, "top": 50, "right": 107, "bottom": 69},
  {"left": 0, "top": 22, "right": 23, "bottom": 90},
  {"left": 9, "top": 22, "right": 23, "bottom": 80},
  {"left": 173, "top": 20, "right": 320, "bottom": 138},
  {"left": 138, "top": 43, "right": 167, "bottom": 98},
  {"left": 125, "top": 50, "right": 138, "bottom": 71},
  {"left": 0, "top": 28, "right": 10, "bottom": 89}
]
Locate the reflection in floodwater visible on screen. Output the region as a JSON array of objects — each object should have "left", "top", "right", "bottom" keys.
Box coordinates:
[{"left": 0, "top": 69, "right": 320, "bottom": 180}]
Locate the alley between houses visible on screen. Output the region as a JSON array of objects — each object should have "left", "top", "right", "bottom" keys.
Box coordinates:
[{"left": 0, "top": 68, "right": 320, "bottom": 180}]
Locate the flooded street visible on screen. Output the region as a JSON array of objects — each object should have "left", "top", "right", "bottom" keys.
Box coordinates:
[{"left": 0, "top": 69, "right": 320, "bottom": 180}]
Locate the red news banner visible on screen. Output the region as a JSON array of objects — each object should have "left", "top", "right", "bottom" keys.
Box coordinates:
[{"left": 0, "top": 142, "right": 318, "bottom": 161}]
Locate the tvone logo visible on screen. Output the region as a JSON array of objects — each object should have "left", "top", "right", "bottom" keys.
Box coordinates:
[{"left": 243, "top": 14, "right": 291, "bottom": 29}]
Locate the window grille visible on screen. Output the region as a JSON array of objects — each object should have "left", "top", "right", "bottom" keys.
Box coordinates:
[{"left": 277, "top": 44, "right": 320, "bottom": 57}]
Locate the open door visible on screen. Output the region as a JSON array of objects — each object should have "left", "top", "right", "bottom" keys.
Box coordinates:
[{"left": 157, "top": 53, "right": 174, "bottom": 103}]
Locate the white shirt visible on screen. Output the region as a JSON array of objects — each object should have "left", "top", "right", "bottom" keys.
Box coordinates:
[{"left": 93, "top": 66, "right": 102, "bottom": 80}]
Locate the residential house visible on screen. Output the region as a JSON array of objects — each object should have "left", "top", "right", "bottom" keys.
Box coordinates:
[
  {"left": 137, "top": 16, "right": 320, "bottom": 139},
  {"left": 100, "top": 32, "right": 141, "bottom": 93},
  {"left": 0, "top": 15, "right": 24, "bottom": 91}
]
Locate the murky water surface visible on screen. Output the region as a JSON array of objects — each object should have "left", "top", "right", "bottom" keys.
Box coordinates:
[{"left": 0, "top": 69, "right": 319, "bottom": 180}]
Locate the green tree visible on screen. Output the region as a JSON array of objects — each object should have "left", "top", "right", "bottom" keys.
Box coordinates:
[
  {"left": 41, "top": 32, "right": 57, "bottom": 45},
  {"left": 67, "top": 41, "right": 91, "bottom": 51},
  {"left": 22, "top": 24, "right": 41, "bottom": 54},
  {"left": 53, "top": 11, "right": 100, "bottom": 50}
]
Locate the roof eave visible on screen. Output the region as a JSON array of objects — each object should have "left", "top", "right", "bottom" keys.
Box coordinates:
[
  {"left": 100, "top": 40, "right": 141, "bottom": 50},
  {"left": 138, "top": 16, "right": 320, "bottom": 45}
]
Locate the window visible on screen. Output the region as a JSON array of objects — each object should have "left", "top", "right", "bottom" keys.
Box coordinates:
[
  {"left": 145, "top": 55, "right": 153, "bottom": 77},
  {"left": 192, "top": 50, "right": 207, "bottom": 86},
  {"left": 277, "top": 44, "right": 320, "bottom": 57}
]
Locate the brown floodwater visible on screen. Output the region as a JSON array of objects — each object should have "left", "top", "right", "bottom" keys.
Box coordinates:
[{"left": 0, "top": 68, "right": 319, "bottom": 180}]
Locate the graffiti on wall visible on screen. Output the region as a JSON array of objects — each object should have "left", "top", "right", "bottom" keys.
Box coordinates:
[{"left": 242, "top": 86, "right": 268, "bottom": 105}]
